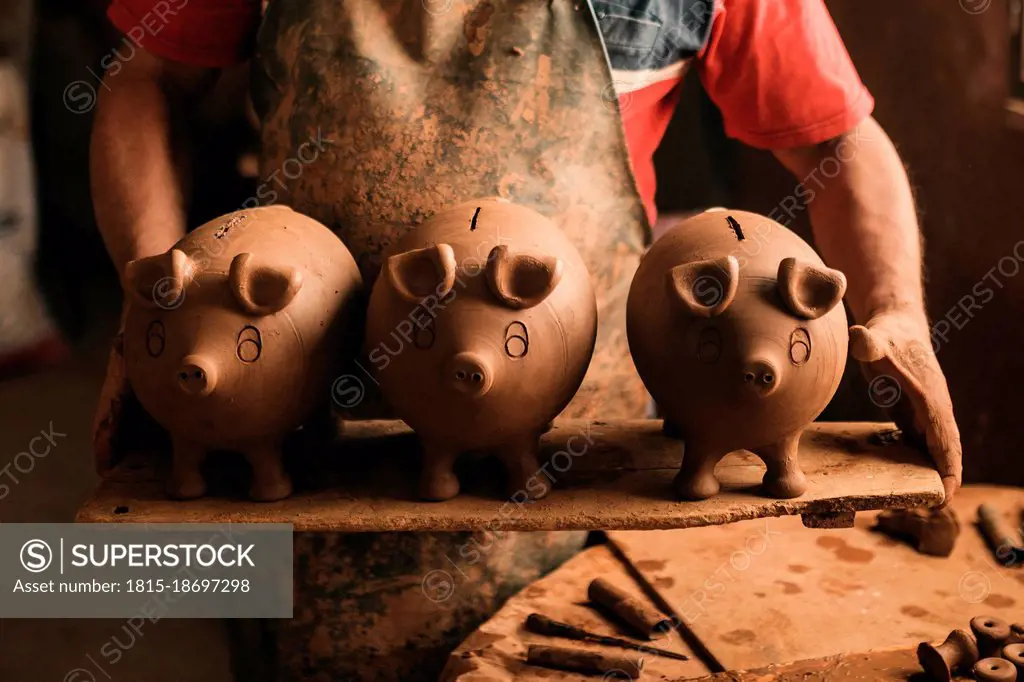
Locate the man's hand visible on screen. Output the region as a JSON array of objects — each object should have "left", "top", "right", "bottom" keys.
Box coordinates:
[
  {"left": 849, "top": 311, "right": 962, "bottom": 503},
  {"left": 774, "top": 117, "right": 962, "bottom": 503}
]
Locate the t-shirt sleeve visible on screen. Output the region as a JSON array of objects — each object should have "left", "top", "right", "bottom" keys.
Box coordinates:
[
  {"left": 696, "top": 0, "right": 874, "bottom": 149},
  {"left": 106, "top": 0, "right": 262, "bottom": 68}
]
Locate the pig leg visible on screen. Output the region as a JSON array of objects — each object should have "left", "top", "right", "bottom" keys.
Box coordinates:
[
  {"left": 245, "top": 441, "right": 293, "bottom": 502},
  {"left": 500, "top": 435, "right": 550, "bottom": 500},
  {"left": 419, "top": 443, "right": 461, "bottom": 501},
  {"left": 169, "top": 438, "right": 208, "bottom": 500},
  {"left": 674, "top": 440, "right": 724, "bottom": 500},
  {"left": 755, "top": 432, "right": 807, "bottom": 499}
]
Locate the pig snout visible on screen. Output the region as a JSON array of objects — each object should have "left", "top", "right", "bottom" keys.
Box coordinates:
[
  {"left": 445, "top": 351, "right": 494, "bottom": 398},
  {"left": 177, "top": 354, "right": 218, "bottom": 397},
  {"left": 740, "top": 357, "right": 782, "bottom": 397}
]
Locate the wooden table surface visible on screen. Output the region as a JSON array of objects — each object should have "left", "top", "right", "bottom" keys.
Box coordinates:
[
  {"left": 691, "top": 648, "right": 969, "bottom": 681},
  {"left": 444, "top": 484, "right": 1024, "bottom": 681},
  {"left": 76, "top": 420, "right": 942, "bottom": 532}
]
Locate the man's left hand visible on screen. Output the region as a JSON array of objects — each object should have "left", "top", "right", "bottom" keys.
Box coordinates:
[{"left": 849, "top": 311, "right": 962, "bottom": 504}]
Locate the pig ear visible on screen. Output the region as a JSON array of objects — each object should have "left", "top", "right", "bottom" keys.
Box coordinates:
[
  {"left": 124, "top": 248, "right": 195, "bottom": 308},
  {"left": 666, "top": 255, "right": 739, "bottom": 318},
  {"left": 386, "top": 243, "right": 457, "bottom": 303},
  {"left": 229, "top": 252, "right": 303, "bottom": 316},
  {"left": 777, "top": 258, "right": 846, "bottom": 319},
  {"left": 486, "top": 245, "right": 563, "bottom": 310}
]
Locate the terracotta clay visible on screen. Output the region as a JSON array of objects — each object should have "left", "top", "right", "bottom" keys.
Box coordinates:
[
  {"left": 973, "top": 615, "right": 1013, "bottom": 658},
  {"left": 123, "top": 206, "right": 362, "bottom": 501},
  {"left": 1004, "top": 643, "right": 1024, "bottom": 674},
  {"left": 874, "top": 507, "right": 961, "bottom": 557},
  {"left": 917, "top": 629, "right": 980, "bottom": 682},
  {"left": 975, "top": 658, "right": 1018, "bottom": 682},
  {"left": 364, "top": 199, "right": 596, "bottom": 501},
  {"left": 627, "top": 209, "right": 850, "bottom": 500}
]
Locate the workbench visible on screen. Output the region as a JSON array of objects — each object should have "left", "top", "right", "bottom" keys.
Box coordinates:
[
  {"left": 443, "top": 485, "right": 1023, "bottom": 681},
  {"left": 78, "top": 420, "right": 941, "bottom": 529},
  {"left": 76, "top": 418, "right": 949, "bottom": 681}
]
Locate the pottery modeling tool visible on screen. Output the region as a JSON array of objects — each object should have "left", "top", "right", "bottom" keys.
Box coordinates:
[
  {"left": 587, "top": 578, "right": 673, "bottom": 640},
  {"left": 525, "top": 613, "right": 689, "bottom": 661},
  {"left": 977, "top": 503, "right": 1024, "bottom": 566},
  {"left": 526, "top": 644, "right": 643, "bottom": 679},
  {"left": 917, "top": 629, "right": 980, "bottom": 682}
]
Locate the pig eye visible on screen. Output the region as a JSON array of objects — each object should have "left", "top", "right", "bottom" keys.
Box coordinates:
[
  {"left": 790, "top": 328, "right": 811, "bottom": 365},
  {"left": 505, "top": 321, "right": 529, "bottom": 358},
  {"left": 146, "top": 320, "right": 165, "bottom": 358},
  {"left": 236, "top": 325, "right": 263, "bottom": 364},
  {"left": 412, "top": 309, "right": 436, "bottom": 350},
  {"left": 697, "top": 327, "right": 721, "bottom": 364}
]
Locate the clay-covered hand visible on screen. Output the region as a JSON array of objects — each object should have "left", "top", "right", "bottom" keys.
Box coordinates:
[{"left": 849, "top": 311, "right": 962, "bottom": 503}]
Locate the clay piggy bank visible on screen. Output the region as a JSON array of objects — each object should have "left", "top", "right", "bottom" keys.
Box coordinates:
[
  {"left": 123, "top": 206, "right": 362, "bottom": 501},
  {"left": 365, "top": 198, "right": 597, "bottom": 501},
  {"left": 627, "top": 209, "right": 850, "bottom": 500}
]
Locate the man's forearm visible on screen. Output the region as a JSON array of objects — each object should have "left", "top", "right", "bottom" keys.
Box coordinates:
[
  {"left": 775, "top": 116, "right": 928, "bottom": 329},
  {"left": 90, "top": 52, "right": 208, "bottom": 280},
  {"left": 776, "top": 116, "right": 962, "bottom": 497}
]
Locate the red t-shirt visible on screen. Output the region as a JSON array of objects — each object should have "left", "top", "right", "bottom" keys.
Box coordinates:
[{"left": 107, "top": 0, "right": 873, "bottom": 224}]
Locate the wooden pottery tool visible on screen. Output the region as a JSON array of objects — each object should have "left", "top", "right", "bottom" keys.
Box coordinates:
[
  {"left": 526, "top": 644, "right": 643, "bottom": 679},
  {"left": 917, "top": 629, "right": 979, "bottom": 682},
  {"left": 977, "top": 503, "right": 1024, "bottom": 566},
  {"left": 588, "top": 577, "right": 672, "bottom": 640},
  {"left": 525, "top": 613, "right": 689, "bottom": 662}
]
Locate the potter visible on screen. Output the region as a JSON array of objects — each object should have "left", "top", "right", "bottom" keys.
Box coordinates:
[
  {"left": 91, "top": 0, "right": 967, "bottom": 675},
  {"left": 123, "top": 206, "right": 362, "bottom": 501},
  {"left": 628, "top": 209, "right": 850, "bottom": 500},
  {"left": 365, "top": 198, "right": 597, "bottom": 501}
]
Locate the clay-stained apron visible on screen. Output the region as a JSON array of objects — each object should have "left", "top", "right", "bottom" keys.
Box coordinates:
[
  {"left": 250, "top": 2, "right": 649, "bottom": 679},
  {"left": 253, "top": 0, "right": 651, "bottom": 420}
]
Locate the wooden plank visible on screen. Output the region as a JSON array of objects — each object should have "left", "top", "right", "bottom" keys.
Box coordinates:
[
  {"left": 607, "top": 485, "right": 1024, "bottom": 672},
  {"left": 76, "top": 420, "right": 943, "bottom": 532},
  {"left": 440, "top": 545, "right": 711, "bottom": 681}
]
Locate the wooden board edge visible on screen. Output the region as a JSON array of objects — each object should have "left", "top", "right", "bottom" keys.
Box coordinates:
[{"left": 75, "top": 489, "right": 943, "bottom": 531}]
